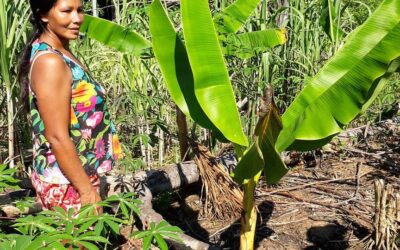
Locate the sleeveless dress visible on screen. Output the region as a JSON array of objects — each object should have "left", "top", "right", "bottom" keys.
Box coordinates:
[{"left": 28, "top": 39, "right": 124, "bottom": 213}]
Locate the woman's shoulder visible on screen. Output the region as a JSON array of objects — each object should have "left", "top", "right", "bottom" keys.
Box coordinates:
[
  {"left": 32, "top": 52, "right": 68, "bottom": 72},
  {"left": 30, "top": 39, "right": 70, "bottom": 77},
  {"left": 30, "top": 51, "right": 72, "bottom": 90},
  {"left": 31, "top": 39, "right": 58, "bottom": 59}
]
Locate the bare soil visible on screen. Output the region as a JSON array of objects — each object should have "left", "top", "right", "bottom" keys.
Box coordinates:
[{"left": 154, "top": 118, "right": 400, "bottom": 250}]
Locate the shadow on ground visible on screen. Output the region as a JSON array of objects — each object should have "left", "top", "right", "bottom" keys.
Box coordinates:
[
  {"left": 214, "top": 200, "right": 275, "bottom": 249},
  {"left": 305, "top": 223, "right": 348, "bottom": 250}
]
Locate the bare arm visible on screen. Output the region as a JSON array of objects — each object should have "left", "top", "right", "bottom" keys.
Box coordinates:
[{"left": 31, "top": 53, "right": 101, "bottom": 209}]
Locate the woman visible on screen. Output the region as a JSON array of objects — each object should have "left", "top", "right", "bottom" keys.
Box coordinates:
[{"left": 18, "top": 0, "right": 124, "bottom": 215}]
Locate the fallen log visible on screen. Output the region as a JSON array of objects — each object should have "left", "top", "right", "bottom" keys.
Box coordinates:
[{"left": 106, "top": 161, "right": 212, "bottom": 249}]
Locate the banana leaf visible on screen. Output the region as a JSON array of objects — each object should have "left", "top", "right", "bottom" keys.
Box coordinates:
[
  {"left": 181, "top": 0, "right": 248, "bottom": 146},
  {"left": 214, "top": 0, "right": 262, "bottom": 34},
  {"left": 148, "top": 0, "right": 216, "bottom": 130},
  {"left": 233, "top": 87, "right": 288, "bottom": 184},
  {"left": 224, "top": 29, "right": 287, "bottom": 59},
  {"left": 79, "top": 15, "right": 151, "bottom": 56},
  {"left": 276, "top": 0, "right": 400, "bottom": 152}
]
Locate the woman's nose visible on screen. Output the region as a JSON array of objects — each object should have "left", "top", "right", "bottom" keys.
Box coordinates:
[{"left": 71, "top": 11, "right": 83, "bottom": 24}]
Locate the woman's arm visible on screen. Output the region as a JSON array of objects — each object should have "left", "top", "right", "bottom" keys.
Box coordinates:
[{"left": 30, "top": 53, "right": 101, "bottom": 212}]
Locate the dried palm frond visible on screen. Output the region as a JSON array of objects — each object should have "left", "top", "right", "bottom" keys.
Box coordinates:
[{"left": 191, "top": 141, "right": 243, "bottom": 220}]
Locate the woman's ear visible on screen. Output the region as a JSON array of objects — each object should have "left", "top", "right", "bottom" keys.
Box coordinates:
[{"left": 41, "top": 13, "right": 49, "bottom": 23}]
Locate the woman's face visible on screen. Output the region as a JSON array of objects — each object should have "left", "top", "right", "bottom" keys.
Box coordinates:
[{"left": 41, "top": 0, "right": 84, "bottom": 41}]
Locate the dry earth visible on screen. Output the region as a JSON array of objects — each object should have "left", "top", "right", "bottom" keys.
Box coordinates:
[
  {"left": 1, "top": 119, "right": 398, "bottom": 249},
  {"left": 155, "top": 118, "right": 400, "bottom": 250}
]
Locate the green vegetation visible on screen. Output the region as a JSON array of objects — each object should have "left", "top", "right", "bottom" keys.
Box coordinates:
[
  {"left": 0, "top": 189, "right": 181, "bottom": 249},
  {"left": 1, "top": 0, "right": 399, "bottom": 249}
]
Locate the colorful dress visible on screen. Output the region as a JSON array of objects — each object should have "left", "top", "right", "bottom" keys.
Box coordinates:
[{"left": 28, "top": 39, "right": 124, "bottom": 212}]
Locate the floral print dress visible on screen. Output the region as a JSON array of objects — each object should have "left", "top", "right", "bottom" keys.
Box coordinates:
[{"left": 29, "top": 39, "right": 124, "bottom": 185}]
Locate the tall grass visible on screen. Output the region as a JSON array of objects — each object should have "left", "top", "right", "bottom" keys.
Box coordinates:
[
  {"left": 0, "top": 0, "right": 31, "bottom": 167},
  {"left": 0, "top": 0, "right": 398, "bottom": 171}
]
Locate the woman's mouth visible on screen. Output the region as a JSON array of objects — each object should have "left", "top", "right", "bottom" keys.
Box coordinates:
[{"left": 70, "top": 28, "right": 80, "bottom": 34}]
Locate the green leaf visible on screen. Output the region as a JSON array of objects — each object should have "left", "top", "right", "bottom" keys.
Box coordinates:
[
  {"left": 75, "top": 241, "right": 98, "bottom": 250},
  {"left": 181, "top": 0, "right": 248, "bottom": 146},
  {"left": 66, "top": 221, "right": 75, "bottom": 235},
  {"left": 103, "top": 194, "right": 119, "bottom": 202},
  {"left": 232, "top": 142, "right": 263, "bottom": 183},
  {"left": 78, "top": 235, "right": 108, "bottom": 243},
  {"left": 225, "top": 29, "right": 287, "bottom": 59},
  {"left": 159, "top": 226, "right": 183, "bottom": 233},
  {"left": 361, "top": 57, "right": 400, "bottom": 113},
  {"left": 26, "top": 233, "right": 72, "bottom": 250},
  {"left": 105, "top": 220, "right": 120, "bottom": 235},
  {"left": 214, "top": 0, "right": 262, "bottom": 34},
  {"left": 46, "top": 241, "right": 66, "bottom": 249},
  {"left": 234, "top": 86, "right": 288, "bottom": 184},
  {"left": 319, "top": 0, "right": 344, "bottom": 41},
  {"left": 159, "top": 232, "right": 183, "bottom": 242},
  {"left": 276, "top": 0, "right": 400, "bottom": 152},
  {"left": 14, "top": 235, "right": 34, "bottom": 250},
  {"left": 149, "top": 0, "right": 221, "bottom": 133},
  {"left": 154, "top": 234, "right": 168, "bottom": 250},
  {"left": 0, "top": 242, "right": 12, "bottom": 250},
  {"left": 132, "top": 230, "right": 151, "bottom": 239},
  {"left": 76, "top": 219, "right": 97, "bottom": 234},
  {"left": 120, "top": 202, "right": 129, "bottom": 219},
  {"left": 52, "top": 206, "right": 67, "bottom": 217},
  {"left": 94, "top": 220, "right": 104, "bottom": 235},
  {"left": 80, "top": 14, "right": 151, "bottom": 56},
  {"left": 155, "top": 220, "right": 168, "bottom": 230},
  {"left": 142, "top": 236, "right": 152, "bottom": 250}
]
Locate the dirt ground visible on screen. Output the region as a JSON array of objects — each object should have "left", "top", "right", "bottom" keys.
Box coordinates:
[
  {"left": 155, "top": 118, "right": 400, "bottom": 250},
  {"left": 1, "top": 119, "right": 398, "bottom": 249}
]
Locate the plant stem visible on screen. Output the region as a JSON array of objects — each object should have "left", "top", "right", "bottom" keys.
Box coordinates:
[
  {"left": 240, "top": 171, "right": 262, "bottom": 250},
  {"left": 7, "top": 89, "right": 14, "bottom": 168},
  {"left": 176, "top": 106, "right": 189, "bottom": 161}
]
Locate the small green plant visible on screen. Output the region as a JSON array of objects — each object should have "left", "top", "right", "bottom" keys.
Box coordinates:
[
  {"left": 131, "top": 221, "right": 183, "bottom": 250},
  {"left": 105, "top": 192, "right": 141, "bottom": 221},
  {"left": 0, "top": 190, "right": 175, "bottom": 250},
  {"left": 9, "top": 207, "right": 110, "bottom": 249},
  {"left": 0, "top": 164, "right": 20, "bottom": 192},
  {"left": 14, "top": 197, "right": 36, "bottom": 213}
]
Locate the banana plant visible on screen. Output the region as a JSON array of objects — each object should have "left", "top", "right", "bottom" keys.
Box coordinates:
[
  {"left": 275, "top": 0, "right": 400, "bottom": 153},
  {"left": 78, "top": 10, "right": 284, "bottom": 249},
  {"left": 148, "top": 0, "right": 285, "bottom": 145},
  {"left": 149, "top": 0, "right": 400, "bottom": 249},
  {"left": 233, "top": 0, "right": 400, "bottom": 248},
  {"left": 79, "top": 12, "right": 283, "bottom": 151},
  {"left": 148, "top": 0, "right": 286, "bottom": 249},
  {"left": 79, "top": 0, "right": 400, "bottom": 248}
]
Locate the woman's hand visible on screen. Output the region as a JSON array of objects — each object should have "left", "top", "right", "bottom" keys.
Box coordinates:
[{"left": 79, "top": 187, "right": 103, "bottom": 215}]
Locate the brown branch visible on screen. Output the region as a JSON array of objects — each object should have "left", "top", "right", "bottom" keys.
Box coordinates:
[
  {"left": 257, "top": 170, "right": 373, "bottom": 197},
  {"left": 271, "top": 191, "right": 373, "bottom": 232}
]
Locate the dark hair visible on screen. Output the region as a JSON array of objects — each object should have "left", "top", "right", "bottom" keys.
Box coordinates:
[{"left": 18, "top": 0, "right": 57, "bottom": 110}]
